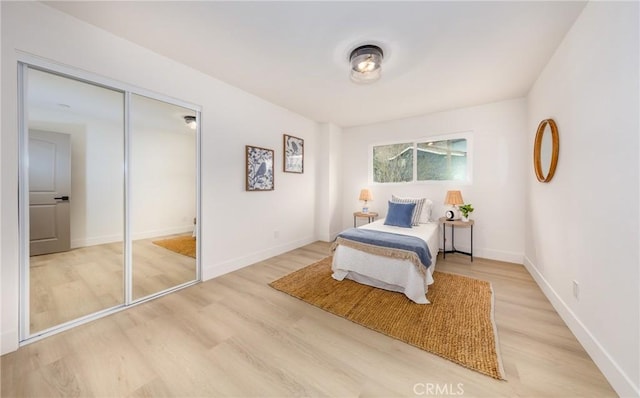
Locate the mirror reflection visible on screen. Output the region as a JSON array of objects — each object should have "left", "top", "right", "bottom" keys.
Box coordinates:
[
  {"left": 27, "top": 68, "right": 125, "bottom": 333},
  {"left": 131, "top": 95, "right": 197, "bottom": 300},
  {"left": 540, "top": 124, "right": 553, "bottom": 172},
  {"left": 25, "top": 68, "right": 199, "bottom": 336}
]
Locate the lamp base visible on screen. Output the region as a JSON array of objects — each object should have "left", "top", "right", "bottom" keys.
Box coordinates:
[{"left": 362, "top": 207, "right": 369, "bottom": 214}]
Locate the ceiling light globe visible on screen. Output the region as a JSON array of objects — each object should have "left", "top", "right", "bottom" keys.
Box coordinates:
[
  {"left": 349, "top": 45, "right": 384, "bottom": 84},
  {"left": 184, "top": 115, "right": 197, "bottom": 130}
]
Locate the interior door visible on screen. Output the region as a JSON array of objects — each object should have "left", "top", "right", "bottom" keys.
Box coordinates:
[{"left": 29, "top": 129, "right": 71, "bottom": 256}]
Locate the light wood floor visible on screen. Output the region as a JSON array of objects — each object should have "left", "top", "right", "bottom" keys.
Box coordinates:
[
  {"left": 29, "top": 235, "right": 196, "bottom": 333},
  {"left": 2, "top": 242, "right": 615, "bottom": 397}
]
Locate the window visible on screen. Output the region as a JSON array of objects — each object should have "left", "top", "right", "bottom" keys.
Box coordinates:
[
  {"left": 417, "top": 138, "right": 468, "bottom": 181},
  {"left": 371, "top": 134, "right": 471, "bottom": 184},
  {"left": 373, "top": 142, "right": 413, "bottom": 183}
]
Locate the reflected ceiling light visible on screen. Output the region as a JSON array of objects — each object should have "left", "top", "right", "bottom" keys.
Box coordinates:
[
  {"left": 349, "top": 44, "right": 384, "bottom": 84},
  {"left": 184, "top": 115, "right": 197, "bottom": 130}
]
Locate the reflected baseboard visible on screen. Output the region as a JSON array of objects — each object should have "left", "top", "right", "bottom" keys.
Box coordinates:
[{"left": 71, "top": 225, "right": 194, "bottom": 248}]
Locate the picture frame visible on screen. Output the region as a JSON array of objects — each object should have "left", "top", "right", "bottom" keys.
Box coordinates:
[
  {"left": 283, "top": 134, "right": 304, "bottom": 173},
  {"left": 246, "top": 145, "right": 274, "bottom": 191}
]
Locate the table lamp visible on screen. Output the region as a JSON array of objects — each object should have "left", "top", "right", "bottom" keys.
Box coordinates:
[
  {"left": 444, "top": 190, "right": 464, "bottom": 220},
  {"left": 359, "top": 189, "right": 373, "bottom": 213}
]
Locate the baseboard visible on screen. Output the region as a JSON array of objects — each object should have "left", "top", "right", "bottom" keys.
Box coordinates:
[
  {"left": 71, "top": 234, "right": 122, "bottom": 248},
  {"left": 202, "top": 236, "right": 317, "bottom": 280},
  {"left": 523, "top": 256, "right": 639, "bottom": 398},
  {"left": 132, "top": 226, "right": 193, "bottom": 241},
  {"left": 441, "top": 244, "right": 524, "bottom": 265},
  {"left": 70, "top": 226, "right": 193, "bottom": 248},
  {"left": 474, "top": 248, "right": 523, "bottom": 264},
  {"left": 1, "top": 328, "right": 19, "bottom": 355}
]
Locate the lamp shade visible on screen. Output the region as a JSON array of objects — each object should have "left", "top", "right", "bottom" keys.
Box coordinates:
[
  {"left": 444, "top": 190, "right": 464, "bottom": 206},
  {"left": 359, "top": 189, "right": 373, "bottom": 202}
]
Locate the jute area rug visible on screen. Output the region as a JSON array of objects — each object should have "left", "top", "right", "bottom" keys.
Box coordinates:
[
  {"left": 152, "top": 236, "right": 196, "bottom": 258},
  {"left": 269, "top": 257, "right": 504, "bottom": 380}
]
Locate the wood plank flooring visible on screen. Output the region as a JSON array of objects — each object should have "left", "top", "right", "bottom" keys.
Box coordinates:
[
  {"left": 29, "top": 235, "right": 196, "bottom": 333},
  {"left": 2, "top": 241, "right": 616, "bottom": 397}
]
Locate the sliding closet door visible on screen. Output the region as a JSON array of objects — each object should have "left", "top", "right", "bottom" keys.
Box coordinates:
[
  {"left": 26, "top": 67, "right": 125, "bottom": 335},
  {"left": 130, "top": 94, "right": 198, "bottom": 301},
  {"left": 21, "top": 62, "right": 201, "bottom": 341}
]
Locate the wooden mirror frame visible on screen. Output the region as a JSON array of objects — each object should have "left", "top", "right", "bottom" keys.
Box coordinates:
[{"left": 533, "top": 118, "right": 559, "bottom": 182}]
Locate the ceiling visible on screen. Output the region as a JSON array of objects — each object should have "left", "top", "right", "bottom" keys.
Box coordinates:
[
  {"left": 45, "top": 1, "right": 586, "bottom": 128},
  {"left": 28, "top": 68, "right": 197, "bottom": 135}
]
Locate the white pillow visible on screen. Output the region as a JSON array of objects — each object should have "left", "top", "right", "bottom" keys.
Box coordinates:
[
  {"left": 391, "top": 195, "right": 425, "bottom": 226},
  {"left": 420, "top": 199, "right": 433, "bottom": 223}
]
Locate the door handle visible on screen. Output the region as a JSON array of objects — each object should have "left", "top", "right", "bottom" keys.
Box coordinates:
[{"left": 54, "top": 196, "right": 70, "bottom": 201}]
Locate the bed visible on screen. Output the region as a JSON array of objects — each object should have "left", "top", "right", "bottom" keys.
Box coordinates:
[{"left": 331, "top": 197, "right": 439, "bottom": 304}]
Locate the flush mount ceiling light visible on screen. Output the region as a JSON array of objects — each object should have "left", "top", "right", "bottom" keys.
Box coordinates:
[
  {"left": 184, "top": 115, "right": 197, "bottom": 130},
  {"left": 349, "top": 44, "right": 384, "bottom": 84}
]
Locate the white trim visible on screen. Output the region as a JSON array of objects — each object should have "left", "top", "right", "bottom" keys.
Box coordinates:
[
  {"left": 523, "top": 256, "right": 640, "bottom": 398},
  {"left": 69, "top": 226, "right": 194, "bottom": 249},
  {"left": 17, "top": 62, "right": 30, "bottom": 340},
  {"left": 195, "top": 109, "right": 203, "bottom": 282},
  {"left": 473, "top": 248, "right": 523, "bottom": 265},
  {"left": 124, "top": 91, "right": 132, "bottom": 305},
  {"left": 202, "top": 236, "right": 316, "bottom": 281},
  {"left": 1, "top": 328, "right": 20, "bottom": 355}
]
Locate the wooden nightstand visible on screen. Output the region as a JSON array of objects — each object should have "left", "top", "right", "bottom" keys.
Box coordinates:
[
  {"left": 439, "top": 217, "right": 474, "bottom": 261},
  {"left": 353, "top": 212, "right": 378, "bottom": 227}
]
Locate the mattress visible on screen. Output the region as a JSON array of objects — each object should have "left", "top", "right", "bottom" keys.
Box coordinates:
[{"left": 332, "top": 220, "right": 439, "bottom": 304}]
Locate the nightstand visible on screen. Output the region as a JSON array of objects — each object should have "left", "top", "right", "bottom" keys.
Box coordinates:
[
  {"left": 353, "top": 212, "right": 378, "bottom": 227},
  {"left": 439, "top": 217, "right": 474, "bottom": 261}
]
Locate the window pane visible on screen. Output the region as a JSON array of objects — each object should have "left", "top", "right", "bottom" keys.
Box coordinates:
[
  {"left": 373, "top": 143, "right": 413, "bottom": 183},
  {"left": 417, "top": 139, "right": 467, "bottom": 181}
]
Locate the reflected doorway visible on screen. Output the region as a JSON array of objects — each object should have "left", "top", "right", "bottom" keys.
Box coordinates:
[{"left": 29, "top": 130, "right": 71, "bottom": 256}]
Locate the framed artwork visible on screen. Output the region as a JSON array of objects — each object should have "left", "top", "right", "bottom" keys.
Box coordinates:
[
  {"left": 283, "top": 134, "right": 304, "bottom": 173},
  {"left": 246, "top": 145, "right": 274, "bottom": 191}
]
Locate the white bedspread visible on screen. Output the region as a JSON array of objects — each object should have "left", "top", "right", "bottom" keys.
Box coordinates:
[{"left": 332, "top": 220, "right": 439, "bottom": 304}]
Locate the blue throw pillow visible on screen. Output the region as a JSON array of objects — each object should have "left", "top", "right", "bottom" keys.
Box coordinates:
[{"left": 384, "top": 201, "right": 416, "bottom": 228}]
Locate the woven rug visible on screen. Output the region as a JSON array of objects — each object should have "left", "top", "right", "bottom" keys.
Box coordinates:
[
  {"left": 269, "top": 257, "right": 504, "bottom": 380},
  {"left": 152, "top": 236, "right": 196, "bottom": 258}
]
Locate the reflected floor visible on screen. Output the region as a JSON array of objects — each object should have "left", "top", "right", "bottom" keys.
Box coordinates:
[{"left": 29, "top": 234, "right": 196, "bottom": 334}]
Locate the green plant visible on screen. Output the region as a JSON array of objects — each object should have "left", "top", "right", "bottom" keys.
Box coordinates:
[{"left": 459, "top": 204, "right": 474, "bottom": 218}]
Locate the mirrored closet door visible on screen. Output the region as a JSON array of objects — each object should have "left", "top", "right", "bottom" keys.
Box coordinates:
[
  {"left": 130, "top": 94, "right": 198, "bottom": 301},
  {"left": 26, "top": 67, "right": 126, "bottom": 335},
  {"left": 20, "top": 63, "right": 200, "bottom": 340}
]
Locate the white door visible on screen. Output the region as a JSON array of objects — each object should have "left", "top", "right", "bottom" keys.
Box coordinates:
[{"left": 29, "top": 130, "right": 71, "bottom": 256}]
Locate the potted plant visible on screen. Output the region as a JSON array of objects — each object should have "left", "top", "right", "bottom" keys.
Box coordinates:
[{"left": 459, "top": 204, "right": 474, "bottom": 222}]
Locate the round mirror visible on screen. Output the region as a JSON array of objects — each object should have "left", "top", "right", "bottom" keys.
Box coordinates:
[{"left": 533, "top": 119, "right": 559, "bottom": 182}]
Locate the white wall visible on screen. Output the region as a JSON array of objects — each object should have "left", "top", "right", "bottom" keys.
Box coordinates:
[
  {"left": 1, "top": 2, "right": 318, "bottom": 354},
  {"left": 341, "top": 99, "right": 527, "bottom": 263},
  {"left": 526, "top": 2, "right": 639, "bottom": 397},
  {"left": 131, "top": 107, "right": 197, "bottom": 241},
  {"left": 315, "top": 122, "right": 343, "bottom": 241}
]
